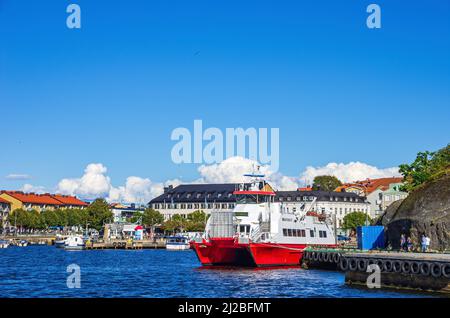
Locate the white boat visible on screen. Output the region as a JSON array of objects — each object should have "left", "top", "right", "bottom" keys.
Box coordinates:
[
  {"left": 55, "top": 235, "right": 67, "bottom": 248},
  {"left": 17, "top": 240, "right": 29, "bottom": 247},
  {"left": 64, "top": 235, "right": 85, "bottom": 250},
  {"left": 166, "top": 236, "right": 191, "bottom": 251},
  {"left": 0, "top": 239, "right": 10, "bottom": 249}
]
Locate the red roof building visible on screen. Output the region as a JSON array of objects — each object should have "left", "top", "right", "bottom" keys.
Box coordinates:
[{"left": 52, "top": 194, "right": 89, "bottom": 207}]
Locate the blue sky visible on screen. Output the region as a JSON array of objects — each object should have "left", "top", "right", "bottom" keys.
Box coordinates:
[{"left": 1, "top": 0, "right": 449, "bottom": 198}]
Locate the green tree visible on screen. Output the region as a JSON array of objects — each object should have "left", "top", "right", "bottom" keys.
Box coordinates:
[
  {"left": 163, "top": 214, "right": 186, "bottom": 234},
  {"left": 40, "top": 210, "right": 60, "bottom": 227},
  {"left": 128, "top": 212, "right": 143, "bottom": 224},
  {"left": 86, "top": 199, "right": 113, "bottom": 230},
  {"left": 342, "top": 211, "right": 371, "bottom": 232},
  {"left": 8, "top": 209, "right": 43, "bottom": 231},
  {"left": 186, "top": 210, "right": 208, "bottom": 232},
  {"left": 142, "top": 208, "right": 164, "bottom": 228},
  {"left": 312, "top": 175, "right": 343, "bottom": 191},
  {"left": 399, "top": 144, "right": 450, "bottom": 192}
]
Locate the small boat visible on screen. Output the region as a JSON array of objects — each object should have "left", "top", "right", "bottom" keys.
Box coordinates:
[
  {"left": 64, "top": 235, "right": 85, "bottom": 250},
  {"left": 17, "top": 240, "right": 29, "bottom": 247},
  {"left": 166, "top": 236, "right": 191, "bottom": 251},
  {"left": 0, "top": 239, "right": 10, "bottom": 249},
  {"left": 55, "top": 235, "right": 67, "bottom": 248}
]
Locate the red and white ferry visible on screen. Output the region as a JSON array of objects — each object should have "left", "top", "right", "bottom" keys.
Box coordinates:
[{"left": 191, "top": 173, "right": 337, "bottom": 267}]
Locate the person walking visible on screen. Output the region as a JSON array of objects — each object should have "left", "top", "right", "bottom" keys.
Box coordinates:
[
  {"left": 425, "top": 235, "right": 431, "bottom": 252},
  {"left": 421, "top": 234, "right": 427, "bottom": 253},
  {"left": 400, "top": 234, "right": 406, "bottom": 252},
  {"left": 407, "top": 237, "right": 414, "bottom": 252}
]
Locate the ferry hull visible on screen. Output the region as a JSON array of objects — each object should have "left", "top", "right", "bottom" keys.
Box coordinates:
[
  {"left": 192, "top": 238, "right": 256, "bottom": 267},
  {"left": 192, "top": 239, "right": 330, "bottom": 267}
]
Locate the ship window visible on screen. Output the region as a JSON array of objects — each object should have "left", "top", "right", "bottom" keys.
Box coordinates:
[
  {"left": 283, "top": 229, "right": 288, "bottom": 236},
  {"left": 319, "top": 231, "right": 327, "bottom": 238},
  {"left": 310, "top": 230, "right": 315, "bottom": 238},
  {"left": 300, "top": 230, "right": 306, "bottom": 237},
  {"left": 292, "top": 229, "right": 298, "bottom": 237},
  {"left": 287, "top": 229, "right": 293, "bottom": 237}
]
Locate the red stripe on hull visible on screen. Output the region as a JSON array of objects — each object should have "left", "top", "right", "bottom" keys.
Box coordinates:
[
  {"left": 245, "top": 243, "right": 307, "bottom": 267},
  {"left": 192, "top": 238, "right": 255, "bottom": 267},
  {"left": 192, "top": 239, "right": 336, "bottom": 267}
]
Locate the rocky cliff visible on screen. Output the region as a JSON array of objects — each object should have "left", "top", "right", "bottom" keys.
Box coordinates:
[{"left": 378, "top": 170, "right": 450, "bottom": 251}]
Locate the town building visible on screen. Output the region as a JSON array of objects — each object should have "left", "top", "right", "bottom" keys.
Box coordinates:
[
  {"left": 110, "top": 203, "right": 146, "bottom": 223},
  {"left": 0, "top": 197, "right": 11, "bottom": 230},
  {"left": 275, "top": 190, "right": 371, "bottom": 230},
  {"left": 335, "top": 177, "right": 408, "bottom": 218},
  {"left": 149, "top": 184, "right": 237, "bottom": 221},
  {"left": 0, "top": 191, "right": 88, "bottom": 213}
]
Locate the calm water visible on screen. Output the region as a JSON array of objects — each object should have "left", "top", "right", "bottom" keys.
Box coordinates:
[{"left": 0, "top": 246, "right": 436, "bottom": 298}]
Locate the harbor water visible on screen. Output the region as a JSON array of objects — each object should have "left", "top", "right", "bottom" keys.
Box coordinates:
[{"left": 0, "top": 246, "right": 438, "bottom": 298}]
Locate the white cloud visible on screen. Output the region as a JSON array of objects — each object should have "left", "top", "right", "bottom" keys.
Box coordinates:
[
  {"left": 197, "top": 156, "right": 299, "bottom": 191},
  {"left": 108, "top": 176, "right": 164, "bottom": 205},
  {"left": 21, "top": 184, "right": 46, "bottom": 194},
  {"left": 300, "top": 162, "right": 400, "bottom": 184},
  {"left": 5, "top": 174, "right": 32, "bottom": 181},
  {"left": 57, "top": 163, "right": 112, "bottom": 199}
]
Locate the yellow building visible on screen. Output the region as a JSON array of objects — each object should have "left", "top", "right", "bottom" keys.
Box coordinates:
[{"left": 0, "top": 191, "right": 88, "bottom": 213}]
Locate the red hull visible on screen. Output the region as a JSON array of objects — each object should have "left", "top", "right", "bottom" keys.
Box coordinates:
[{"left": 192, "top": 238, "right": 333, "bottom": 267}]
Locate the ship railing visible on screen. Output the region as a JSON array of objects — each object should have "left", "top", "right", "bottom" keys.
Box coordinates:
[
  {"left": 250, "top": 223, "right": 270, "bottom": 242},
  {"left": 250, "top": 225, "right": 261, "bottom": 242}
]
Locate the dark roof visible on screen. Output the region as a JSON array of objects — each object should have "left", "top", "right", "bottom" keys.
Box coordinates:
[
  {"left": 276, "top": 191, "right": 367, "bottom": 203},
  {"left": 150, "top": 184, "right": 368, "bottom": 205},
  {"left": 150, "top": 184, "right": 239, "bottom": 204}
]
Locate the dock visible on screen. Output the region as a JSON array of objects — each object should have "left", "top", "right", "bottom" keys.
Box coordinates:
[
  {"left": 85, "top": 240, "right": 167, "bottom": 250},
  {"left": 303, "top": 249, "right": 450, "bottom": 294}
]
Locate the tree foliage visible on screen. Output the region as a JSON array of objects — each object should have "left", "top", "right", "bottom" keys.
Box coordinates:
[
  {"left": 399, "top": 144, "right": 450, "bottom": 192},
  {"left": 312, "top": 175, "right": 343, "bottom": 191},
  {"left": 142, "top": 208, "right": 164, "bottom": 227},
  {"left": 342, "top": 211, "right": 371, "bottom": 232},
  {"left": 86, "top": 198, "right": 113, "bottom": 230}
]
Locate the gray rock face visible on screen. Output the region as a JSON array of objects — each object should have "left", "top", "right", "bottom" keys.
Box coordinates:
[{"left": 379, "top": 172, "right": 450, "bottom": 251}]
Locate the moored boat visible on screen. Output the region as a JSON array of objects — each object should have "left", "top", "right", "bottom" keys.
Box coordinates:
[
  {"left": 64, "top": 235, "right": 85, "bottom": 250},
  {"left": 0, "top": 239, "right": 10, "bottom": 249},
  {"left": 17, "top": 240, "right": 29, "bottom": 247},
  {"left": 166, "top": 236, "right": 191, "bottom": 251},
  {"left": 191, "top": 172, "right": 337, "bottom": 267},
  {"left": 55, "top": 235, "right": 67, "bottom": 248}
]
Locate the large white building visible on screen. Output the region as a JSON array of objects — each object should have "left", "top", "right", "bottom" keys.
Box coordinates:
[
  {"left": 149, "top": 184, "right": 236, "bottom": 221},
  {"left": 149, "top": 184, "right": 370, "bottom": 228},
  {"left": 275, "top": 191, "right": 370, "bottom": 229}
]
